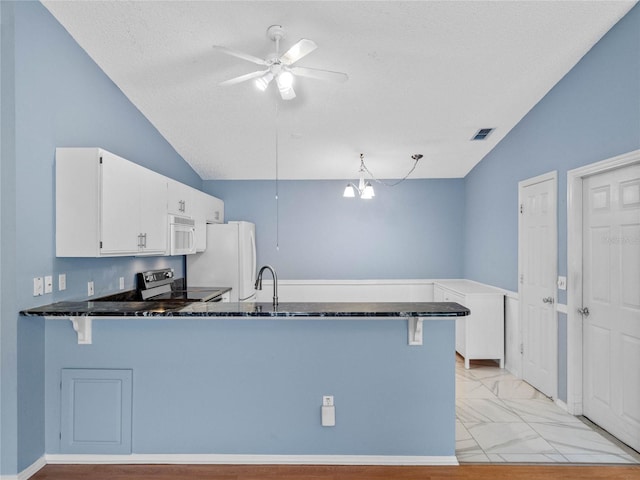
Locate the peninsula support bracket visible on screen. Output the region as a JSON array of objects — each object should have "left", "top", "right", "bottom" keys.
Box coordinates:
[
  {"left": 70, "top": 316, "right": 92, "bottom": 344},
  {"left": 408, "top": 317, "right": 423, "bottom": 346}
]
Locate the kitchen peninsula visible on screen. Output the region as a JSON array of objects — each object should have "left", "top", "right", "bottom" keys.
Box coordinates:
[{"left": 23, "top": 300, "right": 468, "bottom": 464}]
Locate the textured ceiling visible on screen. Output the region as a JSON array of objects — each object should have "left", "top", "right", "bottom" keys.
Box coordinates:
[{"left": 42, "top": 1, "right": 635, "bottom": 180}]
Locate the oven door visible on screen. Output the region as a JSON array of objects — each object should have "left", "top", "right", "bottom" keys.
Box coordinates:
[{"left": 169, "top": 215, "right": 196, "bottom": 255}]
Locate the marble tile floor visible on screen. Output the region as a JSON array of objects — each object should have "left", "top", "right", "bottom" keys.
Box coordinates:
[{"left": 455, "top": 356, "right": 640, "bottom": 464}]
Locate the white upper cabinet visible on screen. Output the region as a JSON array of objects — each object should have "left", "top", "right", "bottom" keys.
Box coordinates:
[
  {"left": 56, "top": 147, "right": 224, "bottom": 257},
  {"left": 57, "top": 148, "right": 169, "bottom": 257},
  {"left": 138, "top": 168, "right": 168, "bottom": 254},
  {"left": 99, "top": 151, "right": 144, "bottom": 255},
  {"left": 192, "top": 189, "right": 224, "bottom": 252},
  {"left": 167, "top": 179, "right": 193, "bottom": 217}
]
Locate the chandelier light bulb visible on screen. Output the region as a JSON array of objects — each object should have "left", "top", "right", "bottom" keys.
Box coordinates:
[
  {"left": 343, "top": 184, "right": 356, "bottom": 198},
  {"left": 362, "top": 182, "right": 375, "bottom": 199}
]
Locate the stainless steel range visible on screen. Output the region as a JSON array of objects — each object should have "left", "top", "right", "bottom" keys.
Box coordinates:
[{"left": 138, "top": 268, "right": 230, "bottom": 302}]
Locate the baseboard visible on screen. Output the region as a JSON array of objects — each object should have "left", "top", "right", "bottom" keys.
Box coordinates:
[
  {"left": 45, "top": 453, "right": 459, "bottom": 466},
  {"left": 555, "top": 398, "right": 569, "bottom": 412},
  {"left": 0, "top": 455, "right": 47, "bottom": 480}
]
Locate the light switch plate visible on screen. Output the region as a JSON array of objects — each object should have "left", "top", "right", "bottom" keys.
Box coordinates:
[
  {"left": 58, "top": 274, "right": 66, "bottom": 291},
  {"left": 87, "top": 281, "right": 94, "bottom": 297},
  {"left": 44, "top": 275, "right": 53, "bottom": 294},
  {"left": 557, "top": 276, "right": 567, "bottom": 290},
  {"left": 119, "top": 277, "right": 125, "bottom": 290},
  {"left": 33, "top": 277, "right": 44, "bottom": 296}
]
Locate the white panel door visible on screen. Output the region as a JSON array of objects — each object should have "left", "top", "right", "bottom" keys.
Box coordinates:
[
  {"left": 520, "top": 175, "right": 557, "bottom": 397},
  {"left": 583, "top": 163, "right": 640, "bottom": 451}
]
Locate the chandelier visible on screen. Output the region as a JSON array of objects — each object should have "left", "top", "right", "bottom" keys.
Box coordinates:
[{"left": 343, "top": 153, "right": 423, "bottom": 199}]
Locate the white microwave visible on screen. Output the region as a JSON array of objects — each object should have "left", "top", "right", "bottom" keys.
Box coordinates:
[{"left": 169, "top": 215, "right": 196, "bottom": 255}]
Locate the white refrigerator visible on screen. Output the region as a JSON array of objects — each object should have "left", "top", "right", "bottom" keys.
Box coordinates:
[{"left": 186, "top": 221, "right": 256, "bottom": 302}]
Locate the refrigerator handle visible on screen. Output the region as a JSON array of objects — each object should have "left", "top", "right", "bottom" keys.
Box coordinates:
[{"left": 250, "top": 228, "right": 257, "bottom": 281}]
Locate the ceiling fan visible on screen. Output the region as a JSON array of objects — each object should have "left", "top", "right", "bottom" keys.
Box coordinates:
[{"left": 214, "top": 25, "right": 348, "bottom": 100}]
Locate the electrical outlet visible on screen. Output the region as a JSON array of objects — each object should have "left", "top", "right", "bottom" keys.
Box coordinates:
[
  {"left": 87, "top": 281, "right": 94, "bottom": 297},
  {"left": 33, "top": 277, "right": 44, "bottom": 296},
  {"left": 322, "top": 395, "right": 334, "bottom": 407},
  {"left": 321, "top": 405, "right": 336, "bottom": 427},
  {"left": 58, "top": 273, "right": 66, "bottom": 291},
  {"left": 44, "top": 275, "right": 53, "bottom": 294}
]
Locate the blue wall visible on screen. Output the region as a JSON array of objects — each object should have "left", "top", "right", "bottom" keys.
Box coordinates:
[
  {"left": 4, "top": 3, "right": 465, "bottom": 473},
  {"left": 206, "top": 179, "right": 465, "bottom": 279},
  {"left": 45, "top": 319, "right": 455, "bottom": 457},
  {"left": 464, "top": 3, "right": 640, "bottom": 399},
  {"left": 2, "top": 1, "right": 202, "bottom": 474},
  {"left": 464, "top": 3, "right": 640, "bottom": 290}
]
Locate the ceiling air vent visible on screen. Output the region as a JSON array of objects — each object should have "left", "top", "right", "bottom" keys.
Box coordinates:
[{"left": 472, "top": 128, "right": 494, "bottom": 141}]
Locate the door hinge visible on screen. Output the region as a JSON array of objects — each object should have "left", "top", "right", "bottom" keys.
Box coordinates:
[
  {"left": 99, "top": 156, "right": 103, "bottom": 164},
  {"left": 520, "top": 204, "right": 524, "bottom": 214},
  {"left": 520, "top": 274, "right": 524, "bottom": 284},
  {"left": 99, "top": 241, "right": 103, "bottom": 249},
  {"left": 520, "top": 343, "right": 524, "bottom": 355}
]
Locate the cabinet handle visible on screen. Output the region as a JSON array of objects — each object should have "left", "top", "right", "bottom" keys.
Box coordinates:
[
  {"left": 542, "top": 296, "right": 554, "bottom": 304},
  {"left": 143, "top": 233, "right": 147, "bottom": 248}
]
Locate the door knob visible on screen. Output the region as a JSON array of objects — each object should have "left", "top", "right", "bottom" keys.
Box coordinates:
[
  {"left": 578, "top": 307, "right": 590, "bottom": 317},
  {"left": 542, "top": 296, "right": 554, "bottom": 304}
]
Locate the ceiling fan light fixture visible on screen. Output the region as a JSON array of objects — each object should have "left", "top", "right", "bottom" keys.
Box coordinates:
[
  {"left": 278, "top": 70, "right": 294, "bottom": 88},
  {"left": 215, "top": 25, "right": 347, "bottom": 101},
  {"left": 255, "top": 72, "right": 274, "bottom": 91}
]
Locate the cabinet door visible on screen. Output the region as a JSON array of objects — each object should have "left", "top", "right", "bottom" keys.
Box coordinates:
[
  {"left": 100, "top": 152, "right": 140, "bottom": 255},
  {"left": 167, "top": 180, "right": 193, "bottom": 216},
  {"left": 191, "top": 189, "right": 208, "bottom": 252},
  {"left": 139, "top": 169, "right": 167, "bottom": 254},
  {"left": 206, "top": 195, "right": 224, "bottom": 223}
]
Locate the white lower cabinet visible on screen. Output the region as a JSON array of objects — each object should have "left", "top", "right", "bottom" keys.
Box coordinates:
[{"left": 434, "top": 280, "right": 505, "bottom": 369}]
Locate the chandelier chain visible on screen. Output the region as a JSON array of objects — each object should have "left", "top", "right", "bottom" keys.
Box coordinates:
[{"left": 360, "top": 153, "right": 421, "bottom": 187}]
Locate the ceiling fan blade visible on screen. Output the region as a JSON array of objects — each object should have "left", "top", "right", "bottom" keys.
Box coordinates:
[
  {"left": 276, "top": 74, "right": 296, "bottom": 100},
  {"left": 290, "top": 66, "right": 348, "bottom": 83},
  {"left": 219, "top": 69, "right": 269, "bottom": 86},
  {"left": 213, "top": 45, "right": 268, "bottom": 66},
  {"left": 280, "top": 38, "right": 317, "bottom": 65}
]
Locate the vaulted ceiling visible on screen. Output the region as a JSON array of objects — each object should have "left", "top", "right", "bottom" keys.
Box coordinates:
[{"left": 43, "top": 1, "right": 636, "bottom": 180}]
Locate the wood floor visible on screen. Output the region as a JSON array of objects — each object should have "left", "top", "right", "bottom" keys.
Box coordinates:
[{"left": 30, "top": 464, "right": 640, "bottom": 480}]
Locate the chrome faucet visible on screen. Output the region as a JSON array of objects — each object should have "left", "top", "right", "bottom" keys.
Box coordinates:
[{"left": 255, "top": 265, "right": 278, "bottom": 306}]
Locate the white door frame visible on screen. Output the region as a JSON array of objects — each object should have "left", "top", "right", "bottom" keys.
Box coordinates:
[
  {"left": 566, "top": 149, "right": 640, "bottom": 415},
  {"left": 518, "top": 170, "right": 558, "bottom": 399}
]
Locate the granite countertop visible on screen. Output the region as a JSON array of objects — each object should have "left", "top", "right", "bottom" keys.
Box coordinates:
[{"left": 21, "top": 300, "right": 470, "bottom": 318}]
